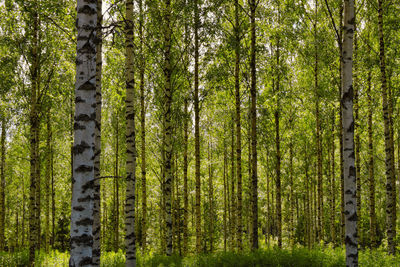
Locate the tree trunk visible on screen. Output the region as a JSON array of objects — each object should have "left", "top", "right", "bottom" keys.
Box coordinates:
[
  {"left": 366, "top": 69, "right": 376, "bottom": 248},
  {"left": 249, "top": 0, "right": 258, "bottom": 250},
  {"left": 22, "top": 177, "right": 26, "bottom": 248},
  {"left": 44, "top": 113, "right": 51, "bottom": 253},
  {"left": 0, "top": 116, "right": 5, "bottom": 251},
  {"left": 289, "top": 133, "right": 294, "bottom": 248},
  {"left": 70, "top": 0, "right": 97, "bottom": 265},
  {"left": 330, "top": 110, "right": 336, "bottom": 245},
  {"left": 275, "top": 39, "right": 282, "bottom": 249},
  {"left": 353, "top": 25, "right": 361, "bottom": 244},
  {"left": 93, "top": 0, "right": 103, "bottom": 264},
  {"left": 314, "top": 0, "right": 323, "bottom": 242},
  {"left": 378, "top": 0, "right": 396, "bottom": 255},
  {"left": 194, "top": 0, "right": 202, "bottom": 254},
  {"left": 183, "top": 98, "right": 189, "bottom": 254},
  {"left": 223, "top": 136, "right": 227, "bottom": 251},
  {"left": 338, "top": 3, "right": 345, "bottom": 245},
  {"left": 164, "top": 0, "right": 173, "bottom": 256},
  {"left": 304, "top": 143, "right": 311, "bottom": 248},
  {"left": 342, "top": 0, "right": 358, "bottom": 264},
  {"left": 234, "top": 0, "right": 243, "bottom": 250},
  {"left": 114, "top": 117, "right": 120, "bottom": 251},
  {"left": 29, "top": 2, "right": 40, "bottom": 264},
  {"left": 208, "top": 143, "right": 214, "bottom": 253},
  {"left": 35, "top": 114, "right": 41, "bottom": 251},
  {"left": 125, "top": 0, "right": 137, "bottom": 264},
  {"left": 51, "top": 132, "right": 55, "bottom": 248},
  {"left": 138, "top": 0, "right": 147, "bottom": 252},
  {"left": 230, "top": 116, "right": 236, "bottom": 250}
]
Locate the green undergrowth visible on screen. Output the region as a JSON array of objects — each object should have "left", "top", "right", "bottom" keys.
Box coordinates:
[{"left": 0, "top": 246, "right": 399, "bottom": 266}]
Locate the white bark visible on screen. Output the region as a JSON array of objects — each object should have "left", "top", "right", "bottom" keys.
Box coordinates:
[
  {"left": 125, "top": 0, "right": 137, "bottom": 265},
  {"left": 70, "top": 0, "right": 97, "bottom": 266},
  {"left": 342, "top": 0, "right": 358, "bottom": 265}
]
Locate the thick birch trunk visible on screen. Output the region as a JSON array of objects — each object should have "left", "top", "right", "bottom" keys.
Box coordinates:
[
  {"left": 342, "top": 0, "right": 358, "bottom": 265},
  {"left": 69, "top": 0, "right": 97, "bottom": 265}
]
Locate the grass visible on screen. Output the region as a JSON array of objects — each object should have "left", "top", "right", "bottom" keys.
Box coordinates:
[{"left": 0, "top": 246, "right": 399, "bottom": 266}]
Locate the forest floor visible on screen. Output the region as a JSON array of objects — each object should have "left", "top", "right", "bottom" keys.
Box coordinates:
[{"left": 1, "top": 246, "right": 399, "bottom": 266}]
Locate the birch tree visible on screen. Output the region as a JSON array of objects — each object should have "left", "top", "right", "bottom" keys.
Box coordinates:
[
  {"left": 125, "top": 0, "right": 137, "bottom": 265},
  {"left": 69, "top": 0, "right": 97, "bottom": 265},
  {"left": 341, "top": 0, "right": 358, "bottom": 265}
]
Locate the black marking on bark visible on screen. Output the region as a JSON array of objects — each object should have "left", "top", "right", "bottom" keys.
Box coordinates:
[
  {"left": 75, "top": 165, "right": 93, "bottom": 173},
  {"left": 348, "top": 211, "right": 357, "bottom": 221},
  {"left": 71, "top": 234, "right": 93, "bottom": 246},
  {"left": 77, "top": 35, "right": 89, "bottom": 42},
  {"left": 78, "top": 5, "right": 96, "bottom": 15},
  {"left": 80, "top": 42, "right": 95, "bottom": 55},
  {"left": 73, "top": 141, "right": 91, "bottom": 154},
  {"left": 75, "top": 112, "right": 95, "bottom": 122},
  {"left": 82, "top": 180, "right": 94, "bottom": 193},
  {"left": 73, "top": 206, "right": 85, "bottom": 211},
  {"left": 75, "top": 96, "right": 85, "bottom": 103},
  {"left": 78, "top": 195, "right": 92, "bottom": 202},
  {"left": 347, "top": 121, "right": 354, "bottom": 133},
  {"left": 78, "top": 81, "right": 95, "bottom": 91},
  {"left": 342, "top": 85, "right": 354, "bottom": 106},
  {"left": 349, "top": 166, "right": 356, "bottom": 177},
  {"left": 74, "top": 123, "right": 86, "bottom": 130},
  {"left": 345, "top": 235, "right": 357, "bottom": 246},
  {"left": 79, "top": 256, "right": 92, "bottom": 266},
  {"left": 76, "top": 218, "right": 93, "bottom": 226}
]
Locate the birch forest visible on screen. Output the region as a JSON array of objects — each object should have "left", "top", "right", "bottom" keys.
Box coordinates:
[{"left": 0, "top": 0, "right": 400, "bottom": 266}]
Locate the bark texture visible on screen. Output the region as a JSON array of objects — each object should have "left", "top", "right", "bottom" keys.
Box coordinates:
[
  {"left": 125, "top": 0, "right": 137, "bottom": 265},
  {"left": 341, "top": 0, "right": 358, "bottom": 265},
  {"left": 164, "top": 0, "right": 173, "bottom": 256},
  {"left": 139, "top": 0, "right": 147, "bottom": 251},
  {"left": 194, "top": 0, "right": 202, "bottom": 254},
  {"left": 29, "top": 2, "right": 40, "bottom": 264},
  {"left": 70, "top": 0, "right": 97, "bottom": 265},
  {"left": 234, "top": 0, "right": 243, "bottom": 250},
  {"left": 249, "top": 0, "right": 258, "bottom": 250},
  {"left": 378, "top": 0, "right": 396, "bottom": 255},
  {"left": 93, "top": 0, "right": 103, "bottom": 264},
  {"left": 183, "top": 98, "right": 189, "bottom": 254},
  {"left": 367, "top": 69, "right": 376, "bottom": 248},
  {"left": 0, "top": 116, "right": 5, "bottom": 251}
]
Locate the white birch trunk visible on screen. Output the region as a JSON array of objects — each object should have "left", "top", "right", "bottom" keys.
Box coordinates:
[
  {"left": 341, "top": 0, "right": 358, "bottom": 265},
  {"left": 125, "top": 0, "right": 137, "bottom": 265},
  {"left": 69, "top": 0, "right": 97, "bottom": 266}
]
